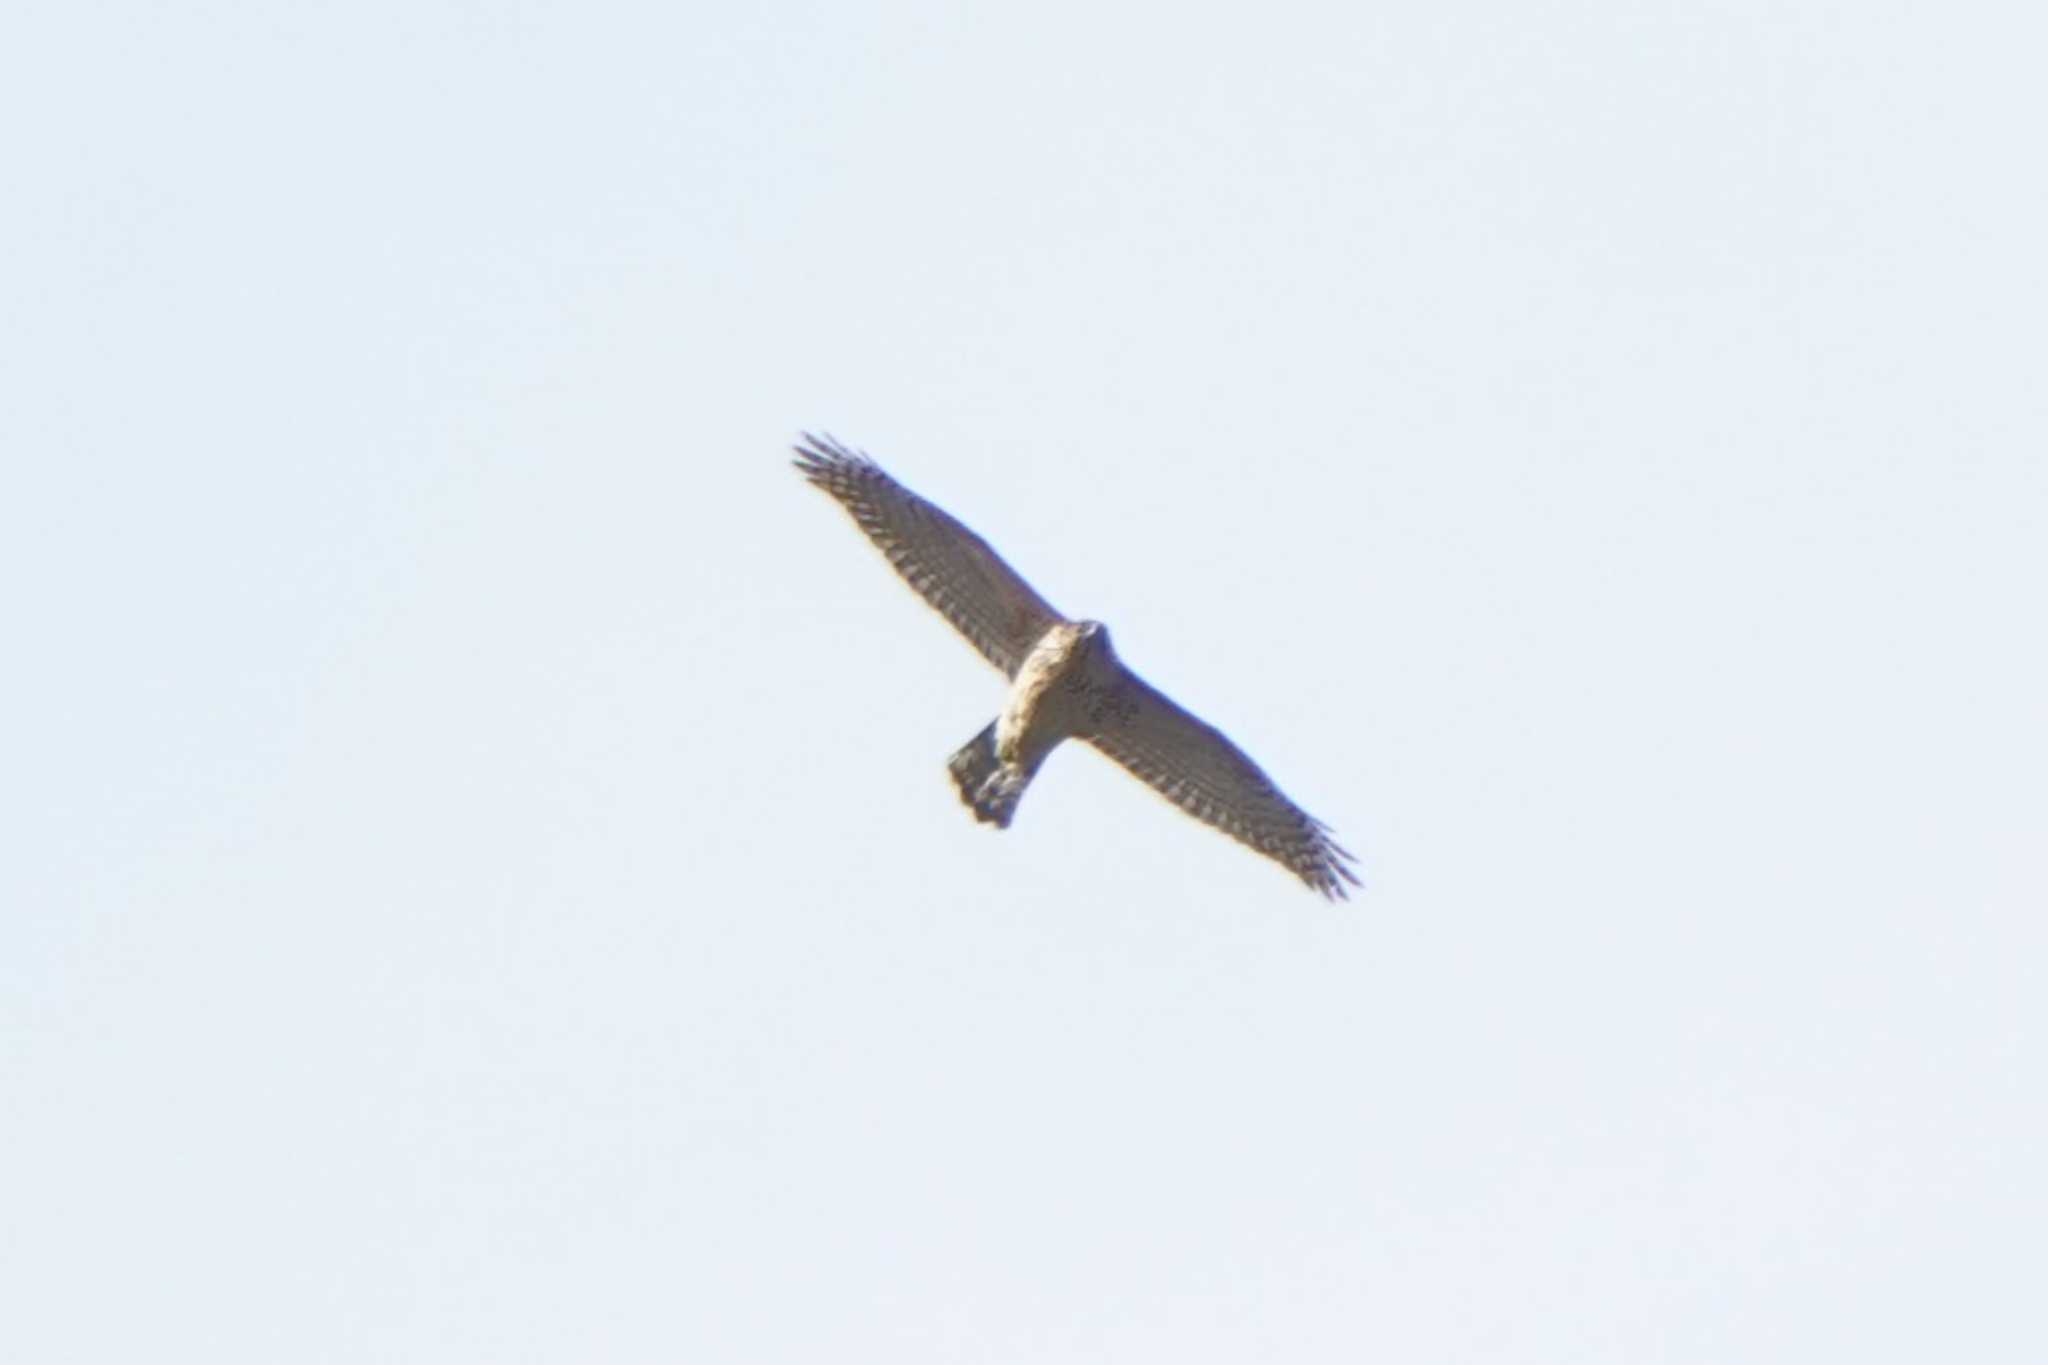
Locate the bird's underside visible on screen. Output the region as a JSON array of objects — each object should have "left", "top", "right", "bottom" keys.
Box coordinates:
[{"left": 792, "top": 432, "right": 1361, "bottom": 899}]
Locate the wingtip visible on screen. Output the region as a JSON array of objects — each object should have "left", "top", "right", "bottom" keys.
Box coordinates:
[
  {"left": 792, "top": 430, "right": 859, "bottom": 460},
  {"left": 793, "top": 432, "right": 888, "bottom": 490},
  {"left": 1311, "top": 835, "right": 1365, "bottom": 901},
  {"left": 791, "top": 429, "right": 829, "bottom": 466}
]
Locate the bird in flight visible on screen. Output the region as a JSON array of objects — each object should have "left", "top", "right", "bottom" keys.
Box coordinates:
[{"left": 793, "top": 433, "right": 1361, "bottom": 899}]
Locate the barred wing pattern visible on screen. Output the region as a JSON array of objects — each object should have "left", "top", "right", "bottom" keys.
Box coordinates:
[
  {"left": 793, "top": 433, "right": 1066, "bottom": 678},
  {"left": 1088, "top": 670, "right": 1362, "bottom": 899}
]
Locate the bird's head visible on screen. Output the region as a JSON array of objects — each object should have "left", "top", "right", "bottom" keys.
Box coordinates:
[{"left": 1076, "top": 619, "right": 1114, "bottom": 657}]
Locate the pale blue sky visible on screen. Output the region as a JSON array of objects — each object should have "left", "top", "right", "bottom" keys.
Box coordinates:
[{"left": 4, "top": 2, "right": 2043, "bottom": 1360}]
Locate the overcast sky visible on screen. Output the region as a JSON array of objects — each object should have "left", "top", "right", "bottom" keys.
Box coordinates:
[{"left": 4, "top": 2, "right": 2043, "bottom": 1360}]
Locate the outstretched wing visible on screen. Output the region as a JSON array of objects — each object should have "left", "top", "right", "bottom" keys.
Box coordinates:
[
  {"left": 793, "top": 433, "right": 1067, "bottom": 677},
  {"left": 1087, "top": 667, "right": 1362, "bottom": 899}
]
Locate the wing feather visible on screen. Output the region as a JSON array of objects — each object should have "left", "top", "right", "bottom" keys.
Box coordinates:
[
  {"left": 1087, "top": 667, "right": 1362, "bottom": 899},
  {"left": 793, "top": 434, "right": 1065, "bottom": 678}
]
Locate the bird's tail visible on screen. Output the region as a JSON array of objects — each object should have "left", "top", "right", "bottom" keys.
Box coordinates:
[{"left": 947, "top": 722, "right": 1032, "bottom": 829}]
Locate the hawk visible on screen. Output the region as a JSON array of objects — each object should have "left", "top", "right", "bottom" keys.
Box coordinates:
[{"left": 793, "top": 433, "right": 1362, "bottom": 899}]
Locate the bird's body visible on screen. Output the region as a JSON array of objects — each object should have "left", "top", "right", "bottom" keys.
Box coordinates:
[
  {"left": 996, "top": 621, "right": 1102, "bottom": 776},
  {"left": 951, "top": 619, "right": 1117, "bottom": 828},
  {"left": 793, "top": 433, "right": 1361, "bottom": 898}
]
